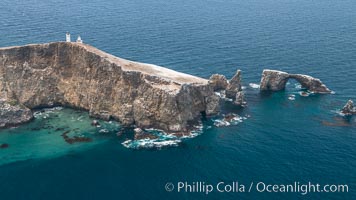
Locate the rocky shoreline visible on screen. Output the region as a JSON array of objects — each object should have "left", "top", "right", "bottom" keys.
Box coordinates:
[{"left": 0, "top": 99, "right": 33, "bottom": 128}]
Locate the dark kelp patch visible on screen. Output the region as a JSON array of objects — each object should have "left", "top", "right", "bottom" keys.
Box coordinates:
[
  {"left": 61, "top": 130, "right": 92, "bottom": 144},
  {"left": 0, "top": 143, "right": 9, "bottom": 149}
]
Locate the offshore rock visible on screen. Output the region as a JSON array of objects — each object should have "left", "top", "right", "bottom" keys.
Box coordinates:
[
  {"left": 134, "top": 128, "right": 159, "bottom": 140},
  {"left": 234, "top": 91, "right": 246, "bottom": 106},
  {"left": 260, "top": 70, "right": 290, "bottom": 91},
  {"left": 91, "top": 120, "right": 100, "bottom": 126},
  {"left": 226, "top": 70, "right": 242, "bottom": 99},
  {"left": 289, "top": 74, "right": 331, "bottom": 93},
  {"left": 260, "top": 69, "right": 331, "bottom": 93},
  {"left": 0, "top": 99, "right": 33, "bottom": 128},
  {"left": 0, "top": 42, "right": 221, "bottom": 132},
  {"left": 208, "top": 74, "right": 228, "bottom": 91},
  {"left": 225, "top": 70, "right": 246, "bottom": 106},
  {"left": 341, "top": 100, "right": 356, "bottom": 116}
]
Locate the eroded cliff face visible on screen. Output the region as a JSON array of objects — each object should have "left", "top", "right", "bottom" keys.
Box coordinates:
[
  {"left": 260, "top": 69, "right": 331, "bottom": 93},
  {"left": 0, "top": 42, "right": 220, "bottom": 132}
]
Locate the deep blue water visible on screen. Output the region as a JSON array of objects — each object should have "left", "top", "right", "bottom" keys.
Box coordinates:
[{"left": 0, "top": 0, "right": 356, "bottom": 199}]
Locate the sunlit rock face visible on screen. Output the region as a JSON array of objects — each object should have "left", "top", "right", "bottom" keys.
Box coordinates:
[
  {"left": 226, "top": 70, "right": 246, "bottom": 106},
  {"left": 208, "top": 74, "right": 228, "bottom": 91},
  {"left": 226, "top": 70, "right": 243, "bottom": 99},
  {"left": 208, "top": 70, "right": 246, "bottom": 106},
  {"left": 0, "top": 42, "right": 221, "bottom": 132},
  {"left": 260, "top": 69, "right": 331, "bottom": 93},
  {"left": 0, "top": 100, "right": 33, "bottom": 128}
]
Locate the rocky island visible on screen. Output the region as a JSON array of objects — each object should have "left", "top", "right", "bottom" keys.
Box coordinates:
[
  {"left": 341, "top": 100, "right": 356, "bottom": 116},
  {"left": 260, "top": 69, "right": 331, "bottom": 93},
  {"left": 0, "top": 42, "right": 224, "bottom": 132},
  {"left": 0, "top": 42, "right": 336, "bottom": 134}
]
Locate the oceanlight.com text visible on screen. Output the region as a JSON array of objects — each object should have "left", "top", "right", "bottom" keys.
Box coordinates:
[{"left": 165, "top": 181, "right": 349, "bottom": 195}]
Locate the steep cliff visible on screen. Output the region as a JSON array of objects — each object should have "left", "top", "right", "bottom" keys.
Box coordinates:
[{"left": 0, "top": 42, "right": 220, "bottom": 132}]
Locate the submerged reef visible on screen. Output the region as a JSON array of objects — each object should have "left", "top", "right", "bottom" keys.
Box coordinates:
[
  {"left": 260, "top": 69, "right": 331, "bottom": 93},
  {"left": 61, "top": 130, "right": 93, "bottom": 144},
  {"left": 0, "top": 143, "right": 9, "bottom": 149}
]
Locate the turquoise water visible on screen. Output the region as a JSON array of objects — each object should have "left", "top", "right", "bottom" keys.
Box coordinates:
[{"left": 0, "top": 0, "right": 356, "bottom": 199}]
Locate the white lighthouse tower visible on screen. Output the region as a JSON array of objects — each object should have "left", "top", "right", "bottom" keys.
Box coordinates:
[
  {"left": 66, "top": 32, "right": 71, "bottom": 42},
  {"left": 76, "top": 35, "right": 83, "bottom": 43}
]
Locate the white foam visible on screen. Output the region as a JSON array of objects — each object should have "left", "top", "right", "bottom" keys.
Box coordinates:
[
  {"left": 122, "top": 123, "right": 204, "bottom": 149},
  {"left": 34, "top": 107, "right": 64, "bottom": 119},
  {"left": 213, "top": 113, "right": 244, "bottom": 127},
  {"left": 121, "top": 138, "right": 181, "bottom": 149},
  {"left": 288, "top": 97, "right": 295, "bottom": 101},
  {"left": 214, "top": 120, "right": 231, "bottom": 127},
  {"left": 249, "top": 83, "right": 260, "bottom": 89},
  {"left": 99, "top": 129, "right": 109, "bottom": 133},
  {"left": 331, "top": 109, "right": 345, "bottom": 117},
  {"left": 288, "top": 94, "right": 296, "bottom": 101},
  {"left": 215, "top": 91, "right": 226, "bottom": 98},
  {"left": 299, "top": 91, "right": 310, "bottom": 97}
]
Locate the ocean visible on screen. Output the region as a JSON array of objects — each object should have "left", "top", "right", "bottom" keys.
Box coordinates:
[{"left": 0, "top": 0, "right": 355, "bottom": 199}]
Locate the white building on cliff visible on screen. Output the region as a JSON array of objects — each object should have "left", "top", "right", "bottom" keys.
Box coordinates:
[
  {"left": 66, "top": 32, "right": 71, "bottom": 42},
  {"left": 76, "top": 35, "right": 83, "bottom": 43},
  {"left": 66, "top": 32, "right": 83, "bottom": 43}
]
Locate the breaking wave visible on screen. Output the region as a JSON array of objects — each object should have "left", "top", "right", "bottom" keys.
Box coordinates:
[
  {"left": 33, "top": 106, "right": 64, "bottom": 119},
  {"left": 249, "top": 83, "right": 260, "bottom": 89},
  {"left": 288, "top": 94, "right": 296, "bottom": 101},
  {"left": 213, "top": 113, "right": 247, "bottom": 127},
  {"left": 121, "top": 124, "right": 204, "bottom": 149}
]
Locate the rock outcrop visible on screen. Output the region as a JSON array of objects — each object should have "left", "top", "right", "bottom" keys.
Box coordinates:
[
  {"left": 234, "top": 91, "right": 246, "bottom": 106},
  {"left": 341, "top": 100, "right": 356, "bottom": 116},
  {"left": 226, "top": 70, "right": 246, "bottom": 106},
  {"left": 0, "top": 42, "right": 221, "bottom": 132},
  {"left": 208, "top": 74, "right": 228, "bottom": 91},
  {"left": 208, "top": 70, "right": 246, "bottom": 106},
  {"left": 0, "top": 99, "right": 33, "bottom": 128},
  {"left": 260, "top": 70, "right": 290, "bottom": 91},
  {"left": 260, "top": 69, "right": 331, "bottom": 93},
  {"left": 226, "top": 70, "right": 243, "bottom": 99}
]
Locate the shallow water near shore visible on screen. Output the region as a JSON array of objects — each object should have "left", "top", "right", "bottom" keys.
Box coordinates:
[
  {"left": 0, "top": 107, "right": 121, "bottom": 166},
  {"left": 1, "top": 0, "right": 356, "bottom": 199}
]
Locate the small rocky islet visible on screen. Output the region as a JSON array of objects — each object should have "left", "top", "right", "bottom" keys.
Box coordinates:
[
  {"left": 0, "top": 42, "right": 353, "bottom": 144},
  {"left": 341, "top": 100, "right": 356, "bottom": 116}
]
